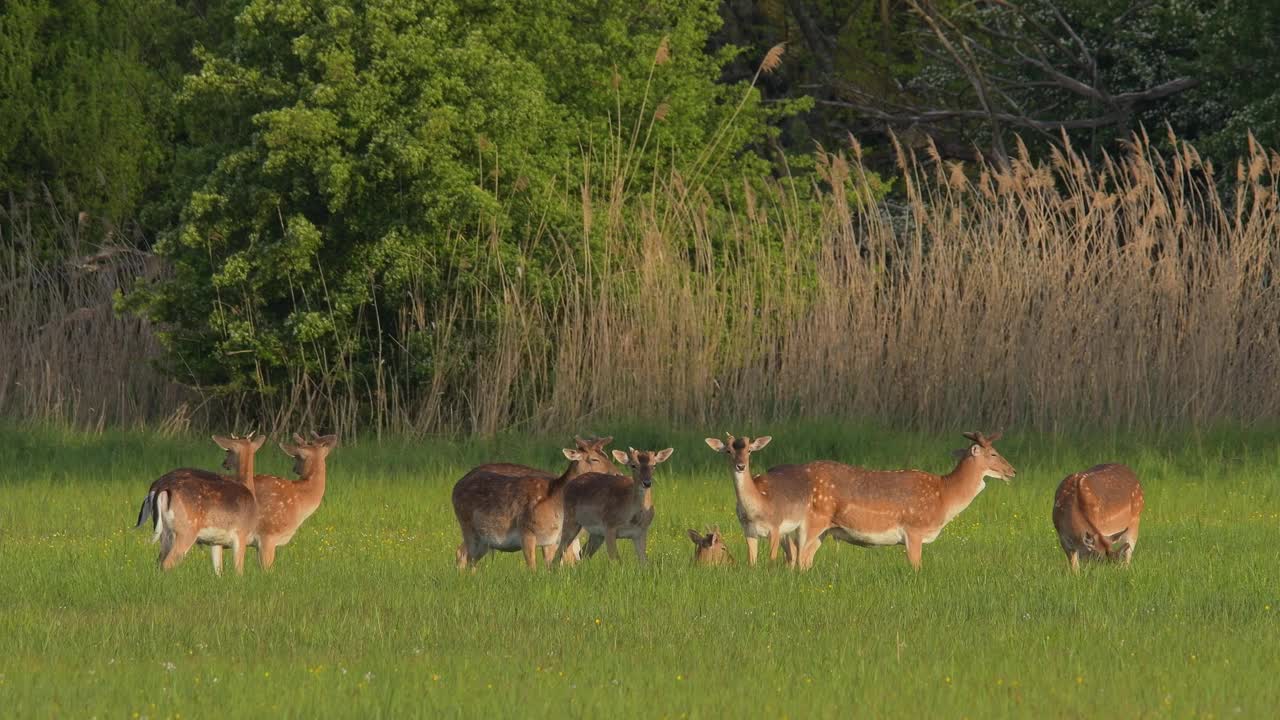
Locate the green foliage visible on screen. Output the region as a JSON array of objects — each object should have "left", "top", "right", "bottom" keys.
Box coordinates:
[
  {"left": 0, "top": 0, "right": 191, "bottom": 226},
  {"left": 1194, "top": 0, "right": 1280, "bottom": 159},
  {"left": 125, "top": 0, "right": 790, "bottom": 405}
]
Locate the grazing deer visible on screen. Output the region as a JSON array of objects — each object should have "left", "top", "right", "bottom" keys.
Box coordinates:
[
  {"left": 796, "top": 431, "right": 1016, "bottom": 571},
  {"left": 553, "top": 447, "right": 674, "bottom": 565},
  {"left": 133, "top": 434, "right": 263, "bottom": 575},
  {"left": 243, "top": 432, "right": 338, "bottom": 570},
  {"left": 688, "top": 526, "right": 735, "bottom": 566},
  {"left": 704, "top": 434, "right": 811, "bottom": 567},
  {"left": 452, "top": 436, "right": 619, "bottom": 570},
  {"left": 1052, "top": 463, "right": 1145, "bottom": 572}
]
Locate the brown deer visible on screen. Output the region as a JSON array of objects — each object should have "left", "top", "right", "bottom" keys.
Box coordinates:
[
  {"left": 1052, "top": 463, "right": 1145, "bottom": 572},
  {"left": 796, "top": 431, "right": 1016, "bottom": 571},
  {"left": 243, "top": 432, "right": 338, "bottom": 570},
  {"left": 704, "top": 434, "right": 811, "bottom": 566},
  {"left": 688, "top": 526, "right": 735, "bottom": 566},
  {"left": 133, "top": 434, "right": 263, "bottom": 575},
  {"left": 452, "top": 436, "right": 619, "bottom": 570},
  {"left": 553, "top": 447, "right": 674, "bottom": 565}
]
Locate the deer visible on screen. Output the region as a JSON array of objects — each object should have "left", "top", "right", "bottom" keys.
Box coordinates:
[
  {"left": 1052, "top": 463, "right": 1145, "bottom": 572},
  {"left": 552, "top": 447, "right": 674, "bottom": 566},
  {"left": 240, "top": 432, "right": 339, "bottom": 570},
  {"left": 704, "top": 434, "right": 810, "bottom": 567},
  {"left": 452, "top": 436, "right": 620, "bottom": 570},
  {"left": 795, "top": 431, "right": 1016, "bottom": 571},
  {"left": 133, "top": 433, "right": 263, "bottom": 575},
  {"left": 688, "top": 526, "right": 735, "bottom": 566}
]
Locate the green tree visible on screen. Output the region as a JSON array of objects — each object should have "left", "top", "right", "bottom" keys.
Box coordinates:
[
  {"left": 0, "top": 0, "right": 193, "bottom": 231},
  {"left": 125, "top": 0, "right": 789, "bottom": 406}
]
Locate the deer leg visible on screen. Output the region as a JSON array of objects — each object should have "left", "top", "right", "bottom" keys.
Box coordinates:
[
  {"left": 521, "top": 532, "right": 539, "bottom": 571},
  {"left": 1119, "top": 518, "right": 1140, "bottom": 567},
  {"left": 232, "top": 536, "right": 248, "bottom": 576},
  {"left": 258, "top": 540, "right": 278, "bottom": 571},
  {"left": 582, "top": 534, "right": 604, "bottom": 559},
  {"left": 785, "top": 534, "right": 800, "bottom": 568},
  {"left": 745, "top": 535, "right": 759, "bottom": 566},
  {"left": 604, "top": 528, "right": 621, "bottom": 561},
  {"left": 162, "top": 530, "right": 197, "bottom": 571},
  {"left": 1068, "top": 549, "right": 1080, "bottom": 573},
  {"left": 796, "top": 524, "right": 824, "bottom": 570},
  {"left": 565, "top": 536, "right": 582, "bottom": 564},
  {"left": 210, "top": 545, "right": 224, "bottom": 576},
  {"left": 768, "top": 530, "right": 783, "bottom": 562},
  {"left": 905, "top": 532, "right": 923, "bottom": 571},
  {"left": 633, "top": 532, "right": 648, "bottom": 565},
  {"left": 552, "top": 523, "right": 580, "bottom": 566}
]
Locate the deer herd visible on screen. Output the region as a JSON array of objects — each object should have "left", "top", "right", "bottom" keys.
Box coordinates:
[{"left": 133, "top": 429, "right": 1145, "bottom": 575}]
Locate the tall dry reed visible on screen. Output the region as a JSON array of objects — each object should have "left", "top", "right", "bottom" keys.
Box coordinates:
[
  {"left": 4, "top": 128, "right": 1278, "bottom": 436},
  {"left": 0, "top": 196, "right": 192, "bottom": 432}
]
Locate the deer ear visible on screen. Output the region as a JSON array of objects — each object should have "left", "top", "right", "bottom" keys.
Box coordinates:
[
  {"left": 562, "top": 448, "right": 584, "bottom": 461},
  {"left": 212, "top": 435, "right": 234, "bottom": 450},
  {"left": 251, "top": 434, "right": 269, "bottom": 451},
  {"left": 704, "top": 438, "right": 726, "bottom": 452},
  {"left": 687, "top": 529, "right": 704, "bottom": 545},
  {"left": 748, "top": 436, "right": 772, "bottom": 452},
  {"left": 653, "top": 447, "right": 674, "bottom": 464},
  {"left": 970, "top": 444, "right": 982, "bottom": 457},
  {"left": 611, "top": 449, "right": 630, "bottom": 464}
]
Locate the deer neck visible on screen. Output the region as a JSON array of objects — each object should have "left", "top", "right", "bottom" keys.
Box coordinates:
[
  {"left": 732, "top": 466, "right": 769, "bottom": 516},
  {"left": 939, "top": 458, "right": 988, "bottom": 521},
  {"left": 546, "top": 464, "right": 578, "bottom": 498},
  {"left": 298, "top": 458, "right": 328, "bottom": 503},
  {"left": 237, "top": 453, "right": 257, "bottom": 494},
  {"left": 632, "top": 476, "right": 652, "bottom": 510}
]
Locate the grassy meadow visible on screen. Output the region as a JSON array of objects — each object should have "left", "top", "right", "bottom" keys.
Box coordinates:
[{"left": 1, "top": 422, "right": 1278, "bottom": 718}]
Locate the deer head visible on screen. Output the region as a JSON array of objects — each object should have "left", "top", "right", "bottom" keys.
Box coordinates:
[
  {"left": 954, "top": 431, "right": 1016, "bottom": 482},
  {"left": 279, "top": 433, "right": 339, "bottom": 477},
  {"left": 704, "top": 433, "right": 772, "bottom": 475},
  {"left": 212, "top": 432, "right": 268, "bottom": 474},
  {"left": 610, "top": 447, "right": 674, "bottom": 488},
  {"left": 561, "top": 435, "right": 618, "bottom": 478}
]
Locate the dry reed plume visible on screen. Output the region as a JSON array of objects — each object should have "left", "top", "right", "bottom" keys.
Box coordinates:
[{"left": 3, "top": 127, "right": 1278, "bottom": 437}]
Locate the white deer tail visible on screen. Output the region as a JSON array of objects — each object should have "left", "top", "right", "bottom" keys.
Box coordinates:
[{"left": 152, "top": 491, "right": 170, "bottom": 544}]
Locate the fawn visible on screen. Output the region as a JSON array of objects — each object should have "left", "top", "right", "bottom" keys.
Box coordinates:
[
  {"left": 796, "top": 431, "right": 1016, "bottom": 570},
  {"left": 452, "top": 436, "right": 619, "bottom": 570},
  {"left": 134, "top": 433, "right": 263, "bottom": 575},
  {"left": 704, "top": 434, "right": 811, "bottom": 566},
  {"left": 1052, "top": 463, "right": 1144, "bottom": 571},
  {"left": 553, "top": 447, "right": 674, "bottom": 565},
  {"left": 688, "top": 526, "right": 735, "bottom": 566}
]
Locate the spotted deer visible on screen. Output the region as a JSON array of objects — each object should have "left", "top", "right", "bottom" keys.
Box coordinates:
[
  {"left": 704, "top": 434, "right": 810, "bottom": 566},
  {"left": 688, "top": 526, "right": 735, "bottom": 566},
  {"left": 1052, "top": 463, "right": 1144, "bottom": 572},
  {"left": 553, "top": 447, "right": 674, "bottom": 565},
  {"left": 796, "top": 431, "right": 1016, "bottom": 570},
  {"left": 226, "top": 432, "right": 337, "bottom": 571},
  {"left": 133, "top": 433, "right": 263, "bottom": 575},
  {"left": 452, "top": 436, "right": 619, "bottom": 570}
]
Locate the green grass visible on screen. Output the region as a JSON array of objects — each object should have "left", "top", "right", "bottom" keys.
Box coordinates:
[{"left": 1, "top": 422, "right": 1278, "bottom": 718}]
